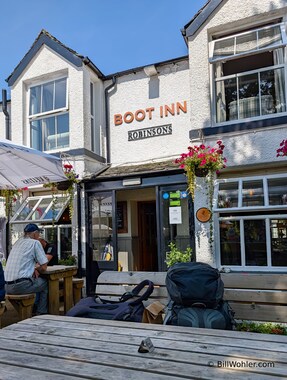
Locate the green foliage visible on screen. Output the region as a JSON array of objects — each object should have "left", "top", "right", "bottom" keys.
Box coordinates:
[
  {"left": 165, "top": 242, "right": 192, "bottom": 268},
  {"left": 0, "top": 188, "right": 23, "bottom": 217},
  {"left": 236, "top": 321, "right": 287, "bottom": 335},
  {"left": 58, "top": 255, "right": 77, "bottom": 266}
]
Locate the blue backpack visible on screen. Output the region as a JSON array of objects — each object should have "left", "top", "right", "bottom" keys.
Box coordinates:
[{"left": 67, "top": 279, "right": 154, "bottom": 322}]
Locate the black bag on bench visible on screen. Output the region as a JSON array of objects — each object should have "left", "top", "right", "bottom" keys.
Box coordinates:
[
  {"left": 66, "top": 279, "right": 154, "bottom": 322},
  {"left": 164, "top": 262, "right": 235, "bottom": 330}
]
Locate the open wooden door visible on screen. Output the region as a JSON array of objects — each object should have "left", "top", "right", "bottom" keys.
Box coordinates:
[{"left": 138, "top": 201, "right": 158, "bottom": 271}]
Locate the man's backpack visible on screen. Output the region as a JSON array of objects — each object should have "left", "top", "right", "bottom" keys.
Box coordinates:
[
  {"left": 165, "top": 261, "right": 224, "bottom": 308},
  {"left": 66, "top": 279, "right": 154, "bottom": 323},
  {"left": 164, "top": 262, "right": 235, "bottom": 330},
  {"left": 164, "top": 300, "right": 235, "bottom": 330}
]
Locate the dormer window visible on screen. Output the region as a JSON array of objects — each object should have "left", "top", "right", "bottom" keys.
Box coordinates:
[
  {"left": 29, "top": 78, "right": 69, "bottom": 151},
  {"left": 209, "top": 23, "right": 287, "bottom": 124}
]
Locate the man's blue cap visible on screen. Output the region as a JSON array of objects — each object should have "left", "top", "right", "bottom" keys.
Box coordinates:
[{"left": 24, "top": 223, "right": 43, "bottom": 233}]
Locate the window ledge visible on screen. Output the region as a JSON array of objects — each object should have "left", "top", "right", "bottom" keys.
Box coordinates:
[{"left": 189, "top": 115, "right": 287, "bottom": 139}]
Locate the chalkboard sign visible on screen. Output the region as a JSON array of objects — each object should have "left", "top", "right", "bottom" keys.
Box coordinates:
[{"left": 117, "top": 201, "right": 128, "bottom": 233}]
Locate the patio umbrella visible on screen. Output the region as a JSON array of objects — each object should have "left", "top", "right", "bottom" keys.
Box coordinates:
[{"left": 0, "top": 139, "right": 67, "bottom": 189}]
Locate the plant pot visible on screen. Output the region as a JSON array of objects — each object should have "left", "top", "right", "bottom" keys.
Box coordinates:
[
  {"left": 57, "top": 180, "right": 70, "bottom": 191},
  {"left": 194, "top": 167, "right": 209, "bottom": 177}
]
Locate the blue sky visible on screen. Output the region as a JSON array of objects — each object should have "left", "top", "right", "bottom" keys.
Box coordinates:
[{"left": 0, "top": 0, "right": 207, "bottom": 96}]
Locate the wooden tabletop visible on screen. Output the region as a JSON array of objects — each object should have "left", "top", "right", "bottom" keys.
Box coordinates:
[
  {"left": 42, "top": 265, "right": 77, "bottom": 276},
  {"left": 0, "top": 315, "right": 286, "bottom": 379}
]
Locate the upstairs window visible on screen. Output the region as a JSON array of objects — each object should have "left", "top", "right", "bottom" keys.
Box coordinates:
[
  {"left": 29, "top": 78, "right": 69, "bottom": 151},
  {"left": 209, "top": 23, "right": 287, "bottom": 124}
]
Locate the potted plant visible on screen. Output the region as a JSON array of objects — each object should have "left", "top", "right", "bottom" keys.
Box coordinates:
[
  {"left": 175, "top": 140, "right": 227, "bottom": 202},
  {"left": 165, "top": 242, "right": 192, "bottom": 268}
]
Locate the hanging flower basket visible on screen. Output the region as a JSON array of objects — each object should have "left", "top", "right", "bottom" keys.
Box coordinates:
[
  {"left": 194, "top": 167, "right": 209, "bottom": 177},
  {"left": 276, "top": 139, "right": 287, "bottom": 157},
  {"left": 175, "top": 140, "right": 227, "bottom": 201},
  {"left": 57, "top": 181, "right": 70, "bottom": 191}
]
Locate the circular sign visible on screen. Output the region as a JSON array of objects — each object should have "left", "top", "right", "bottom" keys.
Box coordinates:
[
  {"left": 196, "top": 207, "right": 212, "bottom": 223},
  {"left": 162, "top": 192, "right": 169, "bottom": 200}
]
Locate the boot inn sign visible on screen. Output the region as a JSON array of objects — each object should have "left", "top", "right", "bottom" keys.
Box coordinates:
[{"left": 114, "top": 101, "right": 187, "bottom": 141}]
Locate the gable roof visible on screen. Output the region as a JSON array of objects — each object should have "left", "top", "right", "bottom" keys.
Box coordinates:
[
  {"left": 6, "top": 29, "right": 104, "bottom": 86},
  {"left": 181, "top": 0, "right": 223, "bottom": 39}
]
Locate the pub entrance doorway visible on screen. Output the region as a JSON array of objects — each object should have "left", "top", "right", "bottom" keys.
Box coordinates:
[{"left": 138, "top": 201, "right": 158, "bottom": 271}]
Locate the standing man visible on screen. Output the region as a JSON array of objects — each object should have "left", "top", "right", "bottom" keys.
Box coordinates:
[{"left": 4, "top": 223, "right": 48, "bottom": 315}]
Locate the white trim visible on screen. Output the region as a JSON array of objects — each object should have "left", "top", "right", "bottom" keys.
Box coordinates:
[
  {"left": 210, "top": 23, "right": 286, "bottom": 63},
  {"left": 10, "top": 194, "right": 69, "bottom": 223},
  {"left": 215, "top": 174, "right": 287, "bottom": 270}
]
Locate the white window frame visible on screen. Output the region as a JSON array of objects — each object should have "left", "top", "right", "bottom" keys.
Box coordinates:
[
  {"left": 209, "top": 22, "right": 287, "bottom": 126},
  {"left": 214, "top": 174, "right": 287, "bottom": 271},
  {"left": 10, "top": 194, "right": 69, "bottom": 224},
  {"left": 209, "top": 23, "right": 287, "bottom": 63},
  {"left": 28, "top": 77, "right": 69, "bottom": 152},
  {"left": 42, "top": 224, "right": 72, "bottom": 260}
]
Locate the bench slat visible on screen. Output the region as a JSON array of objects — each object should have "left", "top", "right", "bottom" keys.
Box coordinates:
[
  {"left": 224, "top": 289, "right": 287, "bottom": 304},
  {"left": 96, "top": 284, "right": 168, "bottom": 298},
  {"left": 229, "top": 302, "right": 287, "bottom": 322},
  {"left": 221, "top": 273, "right": 287, "bottom": 290},
  {"left": 98, "top": 271, "right": 166, "bottom": 285}
]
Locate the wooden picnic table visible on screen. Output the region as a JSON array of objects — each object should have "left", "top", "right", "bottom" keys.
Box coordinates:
[
  {"left": 0, "top": 314, "right": 286, "bottom": 379},
  {"left": 41, "top": 265, "right": 77, "bottom": 315}
]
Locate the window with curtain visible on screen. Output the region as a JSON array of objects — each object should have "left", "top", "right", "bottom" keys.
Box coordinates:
[
  {"left": 215, "top": 176, "right": 287, "bottom": 269},
  {"left": 29, "top": 78, "right": 69, "bottom": 151},
  {"left": 210, "top": 23, "right": 287, "bottom": 123}
]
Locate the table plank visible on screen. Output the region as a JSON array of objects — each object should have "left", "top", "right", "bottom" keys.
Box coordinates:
[
  {"left": 0, "top": 363, "right": 81, "bottom": 380},
  {"left": 32, "top": 314, "right": 287, "bottom": 344}
]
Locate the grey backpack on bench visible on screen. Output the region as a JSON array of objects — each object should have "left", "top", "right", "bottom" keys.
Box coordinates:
[{"left": 163, "top": 262, "right": 235, "bottom": 330}]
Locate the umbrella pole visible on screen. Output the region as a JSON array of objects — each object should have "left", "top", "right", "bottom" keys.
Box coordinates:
[{"left": 5, "top": 215, "right": 11, "bottom": 257}]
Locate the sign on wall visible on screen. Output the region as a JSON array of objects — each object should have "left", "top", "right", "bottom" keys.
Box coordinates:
[{"left": 113, "top": 100, "right": 187, "bottom": 141}]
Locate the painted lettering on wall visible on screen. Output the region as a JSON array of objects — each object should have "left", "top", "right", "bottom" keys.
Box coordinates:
[
  {"left": 114, "top": 101, "right": 187, "bottom": 126},
  {"left": 128, "top": 124, "right": 172, "bottom": 141}
]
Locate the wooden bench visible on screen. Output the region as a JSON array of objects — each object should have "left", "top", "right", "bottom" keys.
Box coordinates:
[
  {"left": 6, "top": 294, "right": 36, "bottom": 321},
  {"left": 59, "top": 278, "right": 84, "bottom": 305},
  {"left": 96, "top": 271, "right": 287, "bottom": 323}
]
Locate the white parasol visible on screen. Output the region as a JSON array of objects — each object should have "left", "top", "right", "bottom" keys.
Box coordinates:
[{"left": 0, "top": 139, "right": 67, "bottom": 189}]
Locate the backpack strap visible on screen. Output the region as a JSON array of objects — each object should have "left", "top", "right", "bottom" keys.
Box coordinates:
[
  {"left": 163, "top": 299, "right": 173, "bottom": 325},
  {"left": 128, "top": 280, "right": 154, "bottom": 305},
  {"left": 96, "top": 279, "right": 154, "bottom": 305}
]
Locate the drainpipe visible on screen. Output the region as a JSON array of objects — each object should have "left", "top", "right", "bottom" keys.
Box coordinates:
[
  {"left": 2, "top": 89, "right": 10, "bottom": 140},
  {"left": 77, "top": 182, "right": 83, "bottom": 278},
  {"left": 104, "top": 76, "right": 116, "bottom": 164},
  {"left": 2, "top": 89, "right": 11, "bottom": 256}
]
